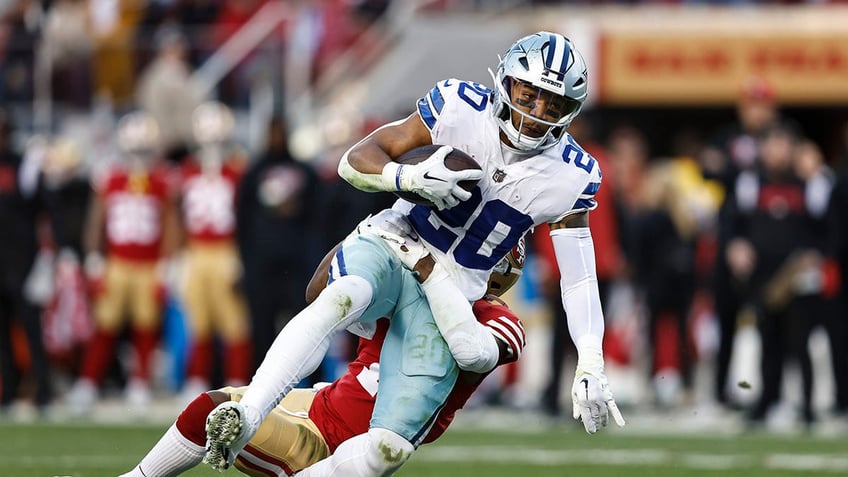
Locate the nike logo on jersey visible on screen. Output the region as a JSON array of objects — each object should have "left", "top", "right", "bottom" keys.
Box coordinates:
[{"left": 422, "top": 172, "right": 447, "bottom": 182}]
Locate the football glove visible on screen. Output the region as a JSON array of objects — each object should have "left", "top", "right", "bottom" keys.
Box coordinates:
[
  {"left": 364, "top": 222, "right": 430, "bottom": 272},
  {"left": 354, "top": 209, "right": 413, "bottom": 239},
  {"left": 396, "top": 145, "right": 482, "bottom": 210},
  {"left": 571, "top": 342, "right": 626, "bottom": 434}
]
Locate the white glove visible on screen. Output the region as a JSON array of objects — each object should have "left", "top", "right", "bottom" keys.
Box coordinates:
[
  {"left": 395, "top": 145, "right": 482, "bottom": 210},
  {"left": 571, "top": 342, "right": 625, "bottom": 434},
  {"left": 363, "top": 219, "right": 430, "bottom": 271},
  {"left": 354, "top": 209, "right": 413, "bottom": 239}
]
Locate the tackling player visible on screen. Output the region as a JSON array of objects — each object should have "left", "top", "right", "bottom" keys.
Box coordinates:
[
  {"left": 119, "top": 229, "right": 526, "bottom": 477},
  {"left": 206, "top": 32, "right": 624, "bottom": 476}
]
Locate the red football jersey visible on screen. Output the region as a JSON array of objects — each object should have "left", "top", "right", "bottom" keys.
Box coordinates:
[
  {"left": 95, "top": 164, "right": 174, "bottom": 261},
  {"left": 179, "top": 159, "right": 244, "bottom": 242},
  {"left": 309, "top": 297, "right": 525, "bottom": 451}
]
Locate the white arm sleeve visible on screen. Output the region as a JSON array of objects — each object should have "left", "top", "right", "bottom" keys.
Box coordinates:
[
  {"left": 420, "top": 263, "right": 500, "bottom": 373},
  {"left": 551, "top": 227, "right": 605, "bottom": 365}
]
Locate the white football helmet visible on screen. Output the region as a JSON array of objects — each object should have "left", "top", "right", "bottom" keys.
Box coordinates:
[
  {"left": 491, "top": 32, "right": 588, "bottom": 151},
  {"left": 116, "top": 111, "right": 160, "bottom": 154},
  {"left": 487, "top": 236, "right": 527, "bottom": 297},
  {"left": 192, "top": 101, "right": 235, "bottom": 146}
]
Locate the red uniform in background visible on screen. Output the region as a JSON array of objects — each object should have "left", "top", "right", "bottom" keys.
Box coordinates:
[
  {"left": 178, "top": 155, "right": 251, "bottom": 393},
  {"left": 74, "top": 161, "right": 177, "bottom": 407}
]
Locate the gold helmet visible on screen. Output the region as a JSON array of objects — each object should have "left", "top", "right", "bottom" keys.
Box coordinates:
[
  {"left": 116, "top": 111, "right": 160, "bottom": 155},
  {"left": 192, "top": 101, "right": 235, "bottom": 146},
  {"left": 486, "top": 236, "right": 526, "bottom": 297}
]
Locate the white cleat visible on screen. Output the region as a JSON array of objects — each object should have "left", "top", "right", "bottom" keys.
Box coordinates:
[{"left": 203, "top": 401, "right": 253, "bottom": 471}]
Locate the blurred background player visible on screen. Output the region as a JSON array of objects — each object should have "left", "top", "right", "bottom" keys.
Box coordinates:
[
  {"left": 67, "top": 111, "right": 179, "bottom": 414},
  {"left": 177, "top": 101, "right": 251, "bottom": 401},
  {"left": 119, "top": 237, "right": 526, "bottom": 477}
]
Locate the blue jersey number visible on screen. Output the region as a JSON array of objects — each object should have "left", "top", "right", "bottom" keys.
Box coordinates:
[
  {"left": 457, "top": 82, "right": 491, "bottom": 112},
  {"left": 561, "top": 135, "right": 596, "bottom": 174},
  {"left": 408, "top": 188, "right": 533, "bottom": 270}
]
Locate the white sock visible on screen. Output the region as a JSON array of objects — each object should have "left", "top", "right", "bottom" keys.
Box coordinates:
[
  {"left": 119, "top": 424, "right": 205, "bottom": 477},
  {"left": 296, "top": 428, "right": 414, "bottom": 476},
  {"left": 240, "top": 275, "right": 373, "bottom": 425}
]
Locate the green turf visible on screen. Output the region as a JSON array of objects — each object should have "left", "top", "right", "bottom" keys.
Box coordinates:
[{"left": 1, "top": 421, "right": 845, "bottom": 476}]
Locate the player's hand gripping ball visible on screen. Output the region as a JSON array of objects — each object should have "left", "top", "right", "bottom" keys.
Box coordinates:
[{"left": 392, "top": 145, "right": 482, "bottom": 209}]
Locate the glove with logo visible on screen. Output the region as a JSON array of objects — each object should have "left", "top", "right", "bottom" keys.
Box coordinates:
[
  {"left": 383, "top": 145, "right": 482, "bottom": 210},
  {"left": 571, "top": 340, "right": 626, "bottom": 434}
]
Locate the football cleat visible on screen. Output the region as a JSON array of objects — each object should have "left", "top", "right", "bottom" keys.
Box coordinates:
[{"left": 203, "top": 401, "right": 253, "bottom": 471}]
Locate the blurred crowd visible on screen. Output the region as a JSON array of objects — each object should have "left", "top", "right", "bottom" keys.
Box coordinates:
[
  {"left": 0, "top": 0, "right": 847, "bottom": 435},
  {"left": 532, "top": 78, "right": 848, "bottom": 431}
]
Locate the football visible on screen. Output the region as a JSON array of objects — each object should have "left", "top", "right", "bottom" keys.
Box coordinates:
[{"left": 392, "top": 145, "right": 481, "bottom": 206}]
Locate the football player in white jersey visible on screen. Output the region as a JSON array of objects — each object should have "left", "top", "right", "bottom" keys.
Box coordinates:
[{"left": 205, "top": 32, "right": 624, "bottom": 476}]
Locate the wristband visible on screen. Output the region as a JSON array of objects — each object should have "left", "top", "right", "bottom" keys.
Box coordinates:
[{"left": 380, "top": 162, "right": 403, "bottom": 191}]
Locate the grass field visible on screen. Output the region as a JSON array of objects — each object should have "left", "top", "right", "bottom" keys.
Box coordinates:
[{"left": 2, "top": 418, "right": 847, "bottom": 477}]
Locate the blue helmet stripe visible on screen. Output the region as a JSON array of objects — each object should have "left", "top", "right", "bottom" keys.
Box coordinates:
[
  {"left": 545, "top": 34, "right": 558, "bottom": 70},
  {"left": 417, "top": 97, "right": 437, "bottom": 129},
  {"left": 558, "top": 37, "right": 571, "bottom": 74},
  {"left": 545, "top": 33, "right": 570, "bottom": 77}
]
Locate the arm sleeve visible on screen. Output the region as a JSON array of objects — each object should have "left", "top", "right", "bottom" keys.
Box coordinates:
[
  {"left": 420, "top": 263, "right": 500, "bottom": 373},
  {"left": 550, "top": 226, "right": 605, "bottom": 363}
]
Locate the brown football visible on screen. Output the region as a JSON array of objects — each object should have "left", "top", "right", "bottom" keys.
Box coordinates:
[{"left": 392, "top": 145, "right": 481, "bottom": 206}]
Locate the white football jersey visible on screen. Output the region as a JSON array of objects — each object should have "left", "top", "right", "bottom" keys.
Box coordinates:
[{"left": 393, "top": 78, "right": 602, "bottom": 300}]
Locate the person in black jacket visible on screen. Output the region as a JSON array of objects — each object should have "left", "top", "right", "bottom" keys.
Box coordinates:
[
  {"left": 0, "top": 111, "right": 51, "bottom": 412},
  {"left": 699, "top": 76, "right": 783, "bottom": 409},
  {"left": 236, "top": 116, "right": 322, "bottom": 372},
  {"left": 726, "top": 124, "right": 827, "bottom": 426}
]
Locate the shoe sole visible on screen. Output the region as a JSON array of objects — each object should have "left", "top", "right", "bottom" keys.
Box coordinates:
[{"left": 203, "top": 407, "right": 244, "bottom": 471}]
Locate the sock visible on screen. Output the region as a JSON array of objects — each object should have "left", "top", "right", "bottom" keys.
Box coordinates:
[
  {"left": 119, "top": 424, "right": 205, "bottom": 477},
  {"left": 240, "top": 275, "right": 372, "bottom": 425},
  {"left": 225, "top": 338, "right": 252, "bottom": 385},
  {"left": 79, "top": 330, "right": 118, "bottom": 382},
  {"left": 176, "top": 392, "right": 217, "bottom": 446},
  {"left": 297, "top": 428, "right": 414, "bottom": 476},
  {"left": 186, "top": 337, "right": 213, "bottom": 382},
  {"left": 132, "top": 328, "right": 159, "bottom": 380}
]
